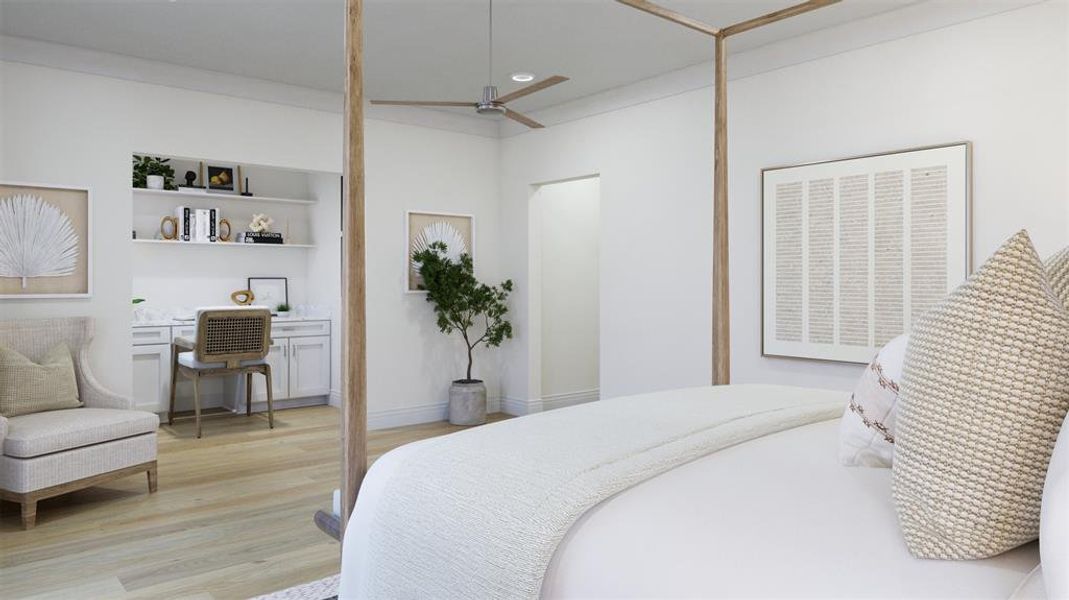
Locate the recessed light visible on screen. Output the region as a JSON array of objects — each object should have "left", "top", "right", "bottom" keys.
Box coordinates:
[{"left": 510, "top": 72, "right": 535, "bottom": 83}]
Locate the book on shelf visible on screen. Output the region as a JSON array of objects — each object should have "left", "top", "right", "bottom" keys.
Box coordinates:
[
  {"left": 242, "top": 231, "right": 284, "bottom": 244},
  {"left": 192, "top": 208, "right": 219, "bottom": 242},
  {"left": 174, "top": 206, "right": 192, "bottom": 241}
]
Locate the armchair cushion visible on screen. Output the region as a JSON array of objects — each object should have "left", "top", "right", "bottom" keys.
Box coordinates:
[
  {"left": 0, "top": 343, "right": 82, "bottom": 417},
  {"left": 3, "top": 408, "right": 158, "bottom": 459}
]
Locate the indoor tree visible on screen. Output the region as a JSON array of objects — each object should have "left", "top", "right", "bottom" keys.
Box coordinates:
[{"left": 413, "top": 241, "right": 513, "bottom": 382}]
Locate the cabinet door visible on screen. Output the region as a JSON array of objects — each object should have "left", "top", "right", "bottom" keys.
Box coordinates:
[
  {"left": 132, "top": 343, "right": 171, "bottom": 413},
  {"left": 250, "top": 340, "right": 290, "bottom": 402},
  {"left": 289, "top": 335, "right": 331, "bottom": 398}
]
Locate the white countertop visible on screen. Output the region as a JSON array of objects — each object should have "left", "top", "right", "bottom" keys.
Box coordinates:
[{"left": 133, "top": 315, "right": 330, "bottom": 327}]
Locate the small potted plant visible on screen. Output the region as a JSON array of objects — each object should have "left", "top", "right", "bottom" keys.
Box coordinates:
[
  {"left": 275, "top": 303, "right": 292, "bottom": 318},
  {"left": 132, "top": 155, "right": 177, "bottom": 190},
  {"left": 413, "top": 241, "right": 513, "bottom": 425}
]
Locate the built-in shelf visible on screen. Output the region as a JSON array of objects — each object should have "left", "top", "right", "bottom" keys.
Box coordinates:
[
  {"left": 132, "top": 187, "right": 315, "bottom": 206},
  {"left": 133, "top": 239, "right": 314, "bottom": 249}
]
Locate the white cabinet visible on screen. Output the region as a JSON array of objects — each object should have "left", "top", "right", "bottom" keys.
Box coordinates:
[
  {"left": 249, "top": 340, "right": 290, "bottom": 402},
  {"left": 132, "top": 343, "right": 171, "bottom": 412},
  {"left": 289, "top": 336, "right": 331, "bottom": 398},
  {"left": 132, "top": 319, "right": 331, "bottom": 414}
]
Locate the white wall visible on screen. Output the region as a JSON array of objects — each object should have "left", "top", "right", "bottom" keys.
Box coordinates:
[
  {"left": 0, "top": 60, "right": 501, "bottom": 427},
  {"left": 499, "top": 0, "right": 1068, "bottom": 399},
  {"left": 535, "top": 177, "right": 600, "bottom": 401},
  {"left": 499, "top": 90, "right": 715, "bottom": 405},
  {"left": 728, "top": 0, "right": 1067, "bottom": 390},
  {"left": 364, "top": 120, "right": 502, "bottom": 427}
]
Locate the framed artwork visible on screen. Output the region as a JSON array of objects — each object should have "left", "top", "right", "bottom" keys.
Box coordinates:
[
  {"left": 247, "top": 277, "right": 289, "bottom": 310},
  {"left": 405, "top": 211, "right": 474, "bottom": 293},
  {"left": 0, "top": 182, "right": 92, "bottom": 299},
  {"left": 206, "top": 164, "right": 237, "bottom": 194},
  {"left": 762, "top": 142, "right": 971, "bottom": 363}
]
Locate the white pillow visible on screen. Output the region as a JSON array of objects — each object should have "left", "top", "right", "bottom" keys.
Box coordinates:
[
  {"left": 1041, "top": 412, "right": 1069, "bottom": 600},
  {"left": 838, "top": 334, "right": 907, "bottom": 467}
]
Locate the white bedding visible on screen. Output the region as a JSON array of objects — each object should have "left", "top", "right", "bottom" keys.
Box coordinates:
[
  {"left": 341, "top": 394, "right": 1039, "bottom": 599},
  {"left": 544, "top": 419, "right": 1038, "bottom": 599}
]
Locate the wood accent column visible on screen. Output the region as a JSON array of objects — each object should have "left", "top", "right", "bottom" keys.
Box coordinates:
[
  {"left": 712, "top": 33, "right": 730, "bottom": 385},
  {"left": 341, "top": 0, "right": 368, "bottom": 536}
]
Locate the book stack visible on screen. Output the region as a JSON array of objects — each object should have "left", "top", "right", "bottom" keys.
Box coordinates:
[
  {"left": 243, "top": 231, "right": 284, "bottom": 245},
  {"left": 173, "top": 206, "right": 220, "bottom": 242}
]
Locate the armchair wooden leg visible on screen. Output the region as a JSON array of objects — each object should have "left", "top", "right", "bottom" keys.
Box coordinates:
[
  {"left": 263, "top": 365, "right": 275, "bottom": 430},
  {"left": 168, "top": 346, "right": 179, "bottom": 426},
  {"left": 246, "top": 372, "right": 253, "bottom": 417},
  {"left": 21, "top": 498, "right": 37, "bottom": 530},
  {"left": 147, "top": 463, "right": 158, "bottom": 493},
  {"left": 192, "top": 374, "right": 203, "bottom": 439}
]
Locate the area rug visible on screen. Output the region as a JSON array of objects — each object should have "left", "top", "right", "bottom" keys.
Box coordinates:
[{"left": 252, "top": 574, "right": 339, "bottom": 600}]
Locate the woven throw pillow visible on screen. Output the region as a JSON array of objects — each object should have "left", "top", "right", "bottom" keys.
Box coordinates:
[
  {"left": 892, "top": 230, "right": 1069, "bottom": 560},
  {"left": 0, "top": 343, "right": 82, "bottom": 417},
  {"left": 1045, "top": 246, "right": 1069, "bottom": 310},
  {"left": 839, "top": 333, "right": 907, "bottom": 467}
]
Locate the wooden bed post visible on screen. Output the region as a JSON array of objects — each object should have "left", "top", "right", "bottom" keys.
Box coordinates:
[
  {"left": 341, "top": 0, "right": 368, "bottom": 536},
  {"left": 712, "top": 32, "right": 729, "bottom": 385},
  {"left": 616, "top": 0, "right": 839, "bottom": 386}
]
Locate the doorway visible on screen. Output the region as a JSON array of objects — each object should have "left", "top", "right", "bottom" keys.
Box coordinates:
[{"left": 531, "top": 176, "right": 600, "bottom": 407}]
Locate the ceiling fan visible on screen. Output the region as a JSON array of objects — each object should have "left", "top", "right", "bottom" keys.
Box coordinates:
[{"left": 369, "top": 0, "right": 568, "bottom": 129}]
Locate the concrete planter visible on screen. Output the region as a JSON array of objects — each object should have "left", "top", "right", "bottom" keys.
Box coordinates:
[{"left": 449, "top": 380, "right": 487, "bottom": 425}]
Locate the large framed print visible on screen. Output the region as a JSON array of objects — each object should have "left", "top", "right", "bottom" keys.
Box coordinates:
[
  {"left": 762, "top": 142, "right": 971, "bottom": 363},
  {"left": 0, "top": 182, "right": 92, "bottom": 299}
]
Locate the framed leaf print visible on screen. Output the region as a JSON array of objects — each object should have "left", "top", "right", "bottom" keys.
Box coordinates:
[{"left": 0, "top": 182, "right": 92, "bottom": 299}]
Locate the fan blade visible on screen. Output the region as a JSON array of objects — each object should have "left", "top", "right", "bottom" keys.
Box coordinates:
[
  {"left": 496, "top": 76, "right": 569, "bottom": 104},
  {"left": 505, "top": 109, "right": 544, "bottom": 129},
  {"left": 370, "top": 100, "right": 476, "bottom": 107}
]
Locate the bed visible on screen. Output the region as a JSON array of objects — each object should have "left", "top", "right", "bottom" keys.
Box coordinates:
[{"left": 338, "top": 385, "right": 1045, "bottom": 599}]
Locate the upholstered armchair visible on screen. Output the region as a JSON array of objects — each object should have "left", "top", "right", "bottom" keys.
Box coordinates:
[{"left": 0, "top": 317, "right": 158, "bottom": 529}]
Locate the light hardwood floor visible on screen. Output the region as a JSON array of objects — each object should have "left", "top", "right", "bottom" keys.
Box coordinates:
[{"left": 0, "top": 406, "right": 508, "bottom": 599}]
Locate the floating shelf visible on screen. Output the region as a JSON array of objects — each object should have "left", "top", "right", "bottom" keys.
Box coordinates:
[
  {"left": 133, "top": 239, "right": 315, "bottom": 249},
  {"left": 132, "top": 187, "right": 315, "bottom": 206}
]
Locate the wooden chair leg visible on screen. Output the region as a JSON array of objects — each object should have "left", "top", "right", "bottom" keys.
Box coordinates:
[
  {"left": 263, "top": 365, "right": 275, "bottom": 429},
  {"left": 246, "top": 372, "right": 253, "bottom": 417},
  {"left": 147, "top": 463, "right": 158, "bottom": 493},
  {"left": 192, "top": 374, "right": 203, "bottom": 439},
  {"left": 168, "top": 346, "right": 179, "bottom": 426},
  {"left": 21, "top": 498, "right": 37, "bottom": 530}
]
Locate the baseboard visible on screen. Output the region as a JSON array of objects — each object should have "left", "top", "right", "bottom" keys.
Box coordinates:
[
  {"left": 155, "top": 395, "right": 328, "bottom": 417},
  {"left": 368, "top": 397, "right": 502, "bottom": 431},
  {"left": 543, "top": 388, "right": 599, "bottom": 410},
  {"left": 236, "top": 396, "right": 330, "bottom": 413},
  {"left": 502, "top": 389, "right": 599, "bottom": 416}
]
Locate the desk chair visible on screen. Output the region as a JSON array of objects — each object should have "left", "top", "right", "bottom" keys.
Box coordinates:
[{"left": 168, "top": 307, "right": 274, "bottom": 438}]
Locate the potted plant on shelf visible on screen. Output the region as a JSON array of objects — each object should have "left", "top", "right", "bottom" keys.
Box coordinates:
[
  {"left": 132, "top": 155, "right": 177, "bottom": 190},
  {"left": 276, "top": 303, "right": 292, "bottom": 318},
  {"left": 413, "top": 241, "right": 513, "bottom": 425}
]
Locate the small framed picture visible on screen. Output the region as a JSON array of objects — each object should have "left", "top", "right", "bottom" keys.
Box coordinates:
[
  {"left": 405, "top": 211, "right": 475, "bottom": 293},
  {"left": 206, "top": 164, "right": 237, "bottom": 194},
  {"left": 247, "top": 277, "right": 288, "bottom": 310}
]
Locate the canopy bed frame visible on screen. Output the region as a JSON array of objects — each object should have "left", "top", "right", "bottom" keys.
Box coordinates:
[{"left": 326, "top": 0, "right": 842, "bottom": 538}]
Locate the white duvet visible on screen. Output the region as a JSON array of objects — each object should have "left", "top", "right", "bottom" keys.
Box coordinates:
[{"left": 340, "top": 386, "right": 1039, "bottom": 599}]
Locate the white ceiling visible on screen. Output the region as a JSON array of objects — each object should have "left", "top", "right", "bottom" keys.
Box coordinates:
[{"left": 0, "top": 0, "right": 918, "bottom": 112}]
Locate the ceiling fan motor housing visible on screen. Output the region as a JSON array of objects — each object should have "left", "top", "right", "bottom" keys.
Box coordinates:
[{"left": 477, "top": 85, "right": 507, "bottom": 115}]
